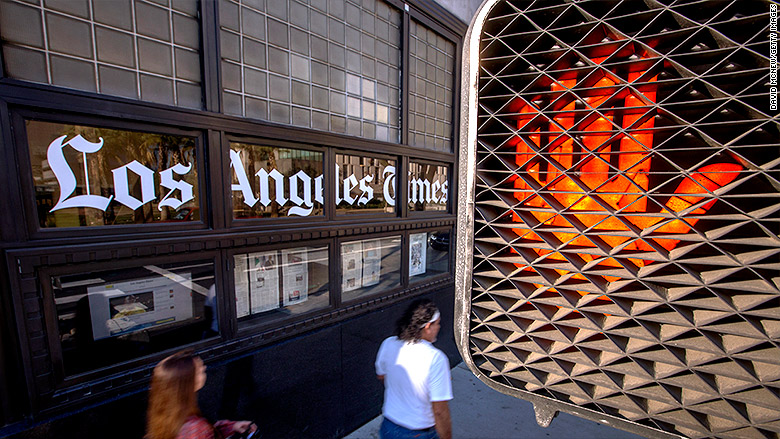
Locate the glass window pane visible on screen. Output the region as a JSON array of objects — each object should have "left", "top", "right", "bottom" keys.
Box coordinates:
[
  {"left": 409, "top": 231, "right": 449, "bottom": 281},
  {"left": 230, "top": 143, "right": 324, "bottom": 219},
  {"left": 233, "top": 245, "right": 329, "bottom": 324},
  {"left": 26, "top": 120, "right": 199, "bottom": 228},
  {"left": 341, "top": 235, "right": 401, "bottom": 302},
  {"left": 408, "top": 20, "right": 455, "bottom": 151},
  {"left": 408, "top": 162, "right": 449, "bottom": 212},
  {"left": 54, "top": 259, "right": 216, "bottom": 376},
  {"left": 218, "top": 0, "right": 401, "bottom": 141},
  {"left": 0, "top": 1, "right": 202, "bottom": 107},
  {"left": 335, "top": 153, "right": 395, "bottom": 215}
]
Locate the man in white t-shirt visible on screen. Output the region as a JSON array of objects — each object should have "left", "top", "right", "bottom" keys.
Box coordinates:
[{"left": 375, "top": 299, "right": 453, "bottom": 439}]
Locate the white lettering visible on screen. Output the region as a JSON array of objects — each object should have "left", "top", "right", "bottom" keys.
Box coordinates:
[
  {"left": 315, "top": 175, "right": 324, "bottom": 205},
  {"left": 358, "top": 175, "right": 374, "bottom": 205},
  {"left": 408, "top": 174, "right": 449, "bottom": 205},
  {"left": 46, "top": 134, "right": 196, "bottom": 215},
  {"left": 48, "top": 135, "right": 114, "bottom": 212},
  {"left": 383, "top": 166, "right": 396, "bottom": 206},
  {"left": 230, "top": 149, "right": 259, "bottom": 207},
  {"left": 231, "top": 149, "right": 325, "bottom": 216},
  {"left": 335, "top": 164, "right": 343, "bottom": 205},
  {"left": 289, "top": 170, "right": 313, "bottom": 216},
  {"left": 159, "top": 163, "right": 194, "bottom": 211},
  {"left": 343, "top": 174, "right": 359, "bottom": 204},
  {"left": 112, "top": 160, "right": 156, "bottom": 211},
  {"left": 255, "top": 168, "right": 287, "bottom": 207},
  {"left": 409, "top": 177, "right": 429, "bottom": 204}
]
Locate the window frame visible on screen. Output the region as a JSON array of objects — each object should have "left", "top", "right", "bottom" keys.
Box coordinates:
[
  {"left": 407, "top": 226, "right": 453, "bottom": 286},
  {"left": 337, "top": 231, "right": 406, "bottom": 306},
  {"left": 11, "top": 108, "right": 210, "bottom": 240},
  {"left": 37, "top": 249, "right": 223, "bottom": 388},
  {"left": 228, "top": 237, "right": 336, "bottom": 335},
  {"left": 225, "top": 135, "right": 330, "bottom": 227},
  {"left": 333, "top": 149, "right": 400, "bottom": 220},
  {"left": 406, "top": 158, "right": 452, "bottom": 215}
]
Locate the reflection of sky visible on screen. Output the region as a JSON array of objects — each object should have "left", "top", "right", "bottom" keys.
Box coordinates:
[
  {"left": 55, "top": 263, "right": 213, "bottom": 306},
  {"left": 275, "top": 247, "right": 329, "bottom": 269},
  {"left": 342, "top": 237, "right": 402, "bottom": 302}
]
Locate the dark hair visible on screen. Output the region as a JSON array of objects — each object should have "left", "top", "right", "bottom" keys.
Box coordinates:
[
  {"left": 146, "top": 350, "right": 202, "bottom": 439},
  {"left": 396, "top": 299, "right": 439, "bottom": 342}
]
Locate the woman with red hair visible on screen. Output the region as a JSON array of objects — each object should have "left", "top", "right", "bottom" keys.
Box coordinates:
[{"left": 146, "top": 350, "right": 256, "bottom": 439}]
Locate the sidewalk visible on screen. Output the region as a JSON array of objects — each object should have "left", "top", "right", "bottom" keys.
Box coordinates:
[{"left": 345, "top": 362, "right": 646, "bottom": 439}]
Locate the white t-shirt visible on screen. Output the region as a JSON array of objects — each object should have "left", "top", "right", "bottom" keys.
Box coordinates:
[{"left": 375, "top": 336, "right": 453, "bottom": 430}]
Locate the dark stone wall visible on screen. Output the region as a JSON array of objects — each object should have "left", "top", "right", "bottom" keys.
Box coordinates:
[{"left": 6, "top": 287, "right": 458, "bottom": 439}]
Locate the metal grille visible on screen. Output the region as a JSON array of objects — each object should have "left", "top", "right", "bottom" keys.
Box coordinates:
[{"left": 458, "top": 1, "right": 779, "bottom": 438}]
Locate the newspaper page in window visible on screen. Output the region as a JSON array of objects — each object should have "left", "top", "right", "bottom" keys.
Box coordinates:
[
  {"left": 342, "top": 241, "right": 363, "bottom": 292},
  {"left": 409, "top": 233, "right": 427, "bottom": 277},
  {"left": 235, "top": 255, "right": 251, "bottom": 318},
  {"left": 282, "top": 248, "right": 308, "bottom": 306},
  {"left": 249, "top": 251, "right": 281, "bottom": 313},
  {"left": 362, "top": 238, "right": 382, "bottom": 287}
]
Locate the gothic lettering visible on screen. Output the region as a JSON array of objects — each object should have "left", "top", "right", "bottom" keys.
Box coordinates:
[
  {"left": 289, "top": 170, "right": 313, "bottom": 217},
  {"left": 383, "top": 166, "right": 396, "bottom": 206},
  {"left": 343, "top": 174, "right": 359, "bottom": 205},
  {"left": 159, "top": 163, "right": 194, "bottom": 211},
  {"left": 48, "top": 135, "right": 113, "bottom": 212},
  {"left": 230, "top": 149, "right": 259, "bottom": 207},
  {"left": 112, "top": 160, "right": 156, "bottom": 211},
  {"left": 47, "top": 134, "right": 197, "bottom": 214}
]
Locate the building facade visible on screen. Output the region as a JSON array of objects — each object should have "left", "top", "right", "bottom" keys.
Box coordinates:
[{"left": 0, "top": 0, "right": 467, "bottom": 437}]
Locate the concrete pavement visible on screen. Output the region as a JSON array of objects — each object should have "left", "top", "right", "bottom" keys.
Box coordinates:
[{"left": 345, "top": 362, "right": 646, "bottom": 439}]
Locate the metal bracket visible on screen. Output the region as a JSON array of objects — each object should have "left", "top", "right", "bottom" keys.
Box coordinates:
[{"left": 533, "top": 402, "right": 559, "bottom": 428}]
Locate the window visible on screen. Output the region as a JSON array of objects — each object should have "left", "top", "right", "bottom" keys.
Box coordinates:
[
  {"left": 0, "top": 0, "right": 202, "bottom": 107},
  {"left": 233, "top": 245, "right": 329, "bottom": 325},
  {"left": 219, "top": 0, "right": 402, "bottom": 141},
  {"left": 230, "top": 142, "right": 324, "bottom": 219},
  {"left": 409, "top": 230, "right": 450, "bottom": 281},
  {"left": 408, "top": 162, "right": 449, "bottom": 212},
  {"left": 341, "top": 235, "right": 401, "bottom": 302},
  {"left": 407, "top": 20, "right": 456, "bottom": 151},
  {"left": 51, "top": 259, "right": 216, "bottom": 376},
  {"left": 335, "top": 153, "right": 396, "bottom": 215},
  {"left": 26, "top": 120, "right": 200, "bottom": 228}
]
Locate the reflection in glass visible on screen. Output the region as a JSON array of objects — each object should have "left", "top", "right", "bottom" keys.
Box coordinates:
[
  {"left": 233, "top": 245, "right": 329, "bottom": 324},
  {"left": 408, "top": 20, "right": 455, "bottom": 151},
  {"left": 1, "top": 0, "right": 203, "bottom": 107},
  {"left": 335, "top": 154, "right": 396, "bottom": 215},
  {"left": 219, "top": 0, "right": 401, "bottom": 141},
  {"left": 341, "top": 236, "right": 401, "bottom": 302},
  {"left": 53, "top": 260, "right": 215, "bottom": 376},
  {"left": 408, "top": 162, "right": 448, "bottom": 212},
  {"left": 27, "top": 120, "right": 199, "bottom": 228},
  {"left": 230, "top": 143, "right": 324, "bottom": 218},
  {"left": 409, "top": 231, "right": 449, "bottom": 281}
]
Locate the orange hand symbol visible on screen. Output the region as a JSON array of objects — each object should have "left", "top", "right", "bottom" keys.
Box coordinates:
[{"left": 508, "top": 54, "right": 742, "bottom": 281}]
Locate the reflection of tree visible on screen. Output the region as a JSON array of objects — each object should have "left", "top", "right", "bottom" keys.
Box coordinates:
[
  {"left": 58, "top": 124, "right": 195, "bottom": 226},
  {"left": 266, "top": 147, "right": 279, "bottom": 217},
  {"left": 409, "top": 163, "right": 445, "bottom": 211},
  {"left": 233, "top": 144, "right": 324, "bottom": 218}
]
